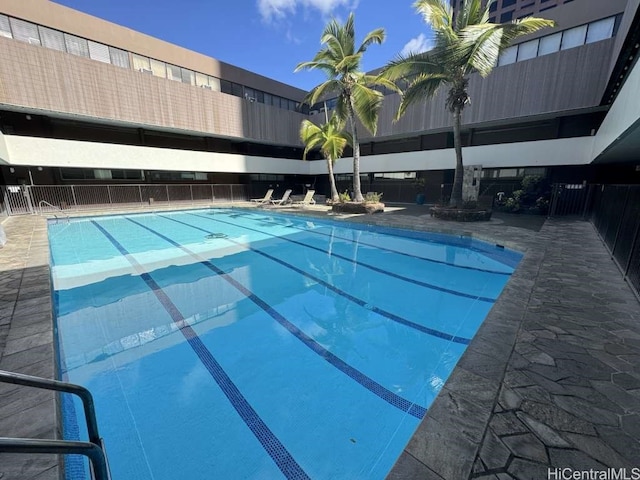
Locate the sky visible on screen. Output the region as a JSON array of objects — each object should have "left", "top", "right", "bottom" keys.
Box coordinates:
[{"left": 53, "top": 0, "right": 434, "bottom": 91}]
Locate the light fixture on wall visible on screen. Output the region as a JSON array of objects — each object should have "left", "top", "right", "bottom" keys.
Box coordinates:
[
  {"left": 25, "top": 115, "right": 31, "bottom": 121},
  {"left": 9, "top": 167, "right": 14, "bottom": 173},
  {"left": 37, "top": 166, "right": 43, "bottom": 171}
]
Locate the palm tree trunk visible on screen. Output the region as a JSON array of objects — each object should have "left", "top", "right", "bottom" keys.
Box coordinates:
[
  {"left": 347, "top": 101, "right": 364, "bottom": 202},
  {"left": 327, "top": 159, "right": 339, "bottom": 203},
  {"left": 449, "top": 105, "right": 464, "bottom": 207}
]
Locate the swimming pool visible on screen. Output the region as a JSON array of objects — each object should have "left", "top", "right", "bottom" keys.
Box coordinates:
[{"left": 49, "top": 208, "right": 521, "bottom": 479}]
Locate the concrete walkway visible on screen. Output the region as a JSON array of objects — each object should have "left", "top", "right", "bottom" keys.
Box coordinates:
[{"left": 0, "top": 206, "right": 638, "bottom": 480}]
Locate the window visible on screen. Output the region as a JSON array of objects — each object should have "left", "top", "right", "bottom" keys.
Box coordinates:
[
  {"left": 220, "top": 79, "right": 232, "bottom": 94},
  {"left": 489, "top": 1, "right": 497, "bottom": 12},
  {"left": 586, "top": 17, "right": 615, "bottom": 44},
  {"left": 231, "top": 82, "right": 243, "bottom": 97},
  {"left": 166, "top": 64, "right": 182, "bottom": 81},
  {"left": 264, "top": 93, "right": 272, "bottom": 106},
  {"left": 64, "top": 33, "right": 89, "bottom": 57},
  {"left": 256, "top": 91, "right": 264, "bottom": 103},
  {"left": 10, "top": 18, "right": 40, "bottom": 45},
  {"left": 39, "top": 26, "right": 65, "bottom": 51},
  {"left": 502, "top": 0, "right": 516, "bottom": 7},
  {"left": 181, "top": 68, "right": 195, "bottom": 85},
  {"left": 88, "top": 41, "right": 110, "bottom": 63},
  {"left": 0, "top": 14, "right": 11, "bottom": 38},
  {"left": 150, "top": 58, "right": 166, "bottom": 78},
  {"left": 517, "top": 39, "right": 538, "bottom": 61},
  {"left": 244, "top": 88, "right": 256, "bottom": 101},
  {"left": 538, "top": 32, "right": 561, "bottom": 55},
  {"left": 561, "top": 25, "right": 587, "bottom": 50},
  {"left": 207, "top": 76, "right": 221, "bottom": 91},
  {"left": 500, "top": 10, "right": 513, "bottom": 23},
  {"left": 109, "top": 47, "right": 130, "bottom": 68},
  {"left": 498, "top": 45, "right": 517, "bottom": 66},
  {"left": 132, "top": 54, "right": 151, "bottom": 73},
  {"left": 195, "top": 72, "right": 208, "bottom": 87}
]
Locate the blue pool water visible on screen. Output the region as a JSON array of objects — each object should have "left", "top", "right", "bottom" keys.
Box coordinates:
[{"left": 49, "top": 208, "right": 521, "bottom": 480}]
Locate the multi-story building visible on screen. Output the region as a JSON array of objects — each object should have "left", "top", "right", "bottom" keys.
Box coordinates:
[
  {"left": 451, "top": 0, "right": 575, "bottom": 22},
  {"left": 0, "top": 0, "right": 638, "bottom": 207}
]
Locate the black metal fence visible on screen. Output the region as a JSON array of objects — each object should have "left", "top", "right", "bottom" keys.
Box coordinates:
[
  {"left": 588, "top": 185, "right": 640, "bottom": 298},
  {"left": 547, "top": 183, "right": 640, "bottom": 299}
]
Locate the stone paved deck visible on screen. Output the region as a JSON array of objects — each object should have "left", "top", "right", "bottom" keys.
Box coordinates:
[
  {"left": 0, "top": 214, "right": 59, "bottom": 480},
  {"left": 0, "top": 205, "right": 638, "bottom": 480}
]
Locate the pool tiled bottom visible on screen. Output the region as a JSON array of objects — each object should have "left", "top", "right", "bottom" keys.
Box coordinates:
[{"left": 0, "top": 209, "right": 639, "bottom": 480}]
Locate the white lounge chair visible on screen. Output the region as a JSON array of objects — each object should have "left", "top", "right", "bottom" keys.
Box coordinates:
[
  {"left": 268, "top": 189, "right": 292, "bottom": 206},
  {"left": 293, "top": 190, "right": 316, "bottom": 207},
  {"left": 250, "top": 189, "right": 274, "bottom": 205}
]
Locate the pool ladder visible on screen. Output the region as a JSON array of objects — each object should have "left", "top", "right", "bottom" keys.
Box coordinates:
[
  {"left": 0, "top": 370, "right": 111, "bottom": 480},
  {"left": 38, "top": 200, "right": 70, "bottom": 222}
]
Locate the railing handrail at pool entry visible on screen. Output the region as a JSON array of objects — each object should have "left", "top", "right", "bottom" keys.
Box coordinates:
[{"left": 0, "top": 369, "right": 111, "bottom": 480}]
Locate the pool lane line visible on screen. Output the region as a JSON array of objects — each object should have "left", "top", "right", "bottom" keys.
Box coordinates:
[
  {"left": 189, "top": 212, "right": 496, "bottom": 304},
  {"left": 121, "top": 216, "right": 429, "bottom": 419},
  {"left": 247, "top": 212, "right": 513, "bottom": 276},
  {"left": 158, "top": 213, "right": 472, "bottom": 345},
  {"left": 89, "top": 220, "right": 311, "bottom": 480}
]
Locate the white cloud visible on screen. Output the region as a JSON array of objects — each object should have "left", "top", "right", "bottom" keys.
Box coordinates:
[
  {"left": 400, "top": 33, "right": 434, "bottom": 57},
  {"left": 258, "top": 0, "right": 357, "bottom": 23}
]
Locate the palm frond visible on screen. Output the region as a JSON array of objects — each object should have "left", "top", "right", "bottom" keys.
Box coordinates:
[
  {"left": 303, "top": 79, "right": 343, "bottom": 107},
  {"left": 500, "top": 17, "right": 556, "bottom": 45},
  {"left": 300, "top": 120, "right": 324, "bottom": 160},
  {"left": 458, "top": 24, "right": 504, "bottom": 76},
  {"left": 350, "top": 83, "right": 384, "bottom": 135},
  {"left": 396, "top": 73, "right": 448, "bottom": 119},
  {"left": 357, "top": 28, "right": 386, "bottom": 54},
  {"left": 413, "top": 0, "right": 453, "bottom": 31},
  {"left": 380, "top": 51, "right": 445, "bottom": 82}
]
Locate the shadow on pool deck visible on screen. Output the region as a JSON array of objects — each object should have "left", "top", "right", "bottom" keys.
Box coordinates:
[{"left": 0, "top": 205, "right": 638, "bottom": 480}]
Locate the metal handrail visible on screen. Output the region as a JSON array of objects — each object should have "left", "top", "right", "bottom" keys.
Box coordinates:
[
  {"left": 38, "top": 200, "right": 70, "bottom": 220},
  {"left": 0, "top": 438, "right": 110, "bottom": 480},
  {"left": 0, "top": 370, "right": 110, "bottom": 480}
]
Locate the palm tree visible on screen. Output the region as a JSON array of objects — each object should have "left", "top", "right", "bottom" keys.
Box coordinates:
[
  {"left": 295, "top": 13, "right": 397, "bottom": 202},
  {"left": 382, "top": 0, "right": 554, "bottom": 207},
  {"left": 300, "top": 114, "right": 352, "bottom": 204}
]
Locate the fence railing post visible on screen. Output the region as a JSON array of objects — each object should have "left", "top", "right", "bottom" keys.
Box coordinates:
[
  {"left": 70, "top": 185, "right": 77, "bottom": 210},
  {"left": 624, "top": 214, "right": 640, "bottom": 279}
]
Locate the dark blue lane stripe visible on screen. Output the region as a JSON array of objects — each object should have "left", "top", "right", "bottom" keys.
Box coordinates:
[
  {"left": 190, "top": 212, "right": 496, "bottom": 303},
  {"left": 251, "top": 213, "right": 512, "bottom": 276},
  {"left": 90, "top": 220, "right": 311, "bottom": 480},
  {"left": 159, "top": 214, "right": 471, "bottom": 346},
  {"left": 123, "top": 217, "right": 429, "bottom": 419}
]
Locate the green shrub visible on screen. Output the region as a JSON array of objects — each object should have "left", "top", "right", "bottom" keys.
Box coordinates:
[
  {"left": 364, "top": 192, "right": 383, "bottom": 203},
  {"left": 338, "top": 190, "right": 351, "bottom": 203}
]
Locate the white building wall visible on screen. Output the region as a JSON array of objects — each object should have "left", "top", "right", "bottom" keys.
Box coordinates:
[
  {"left": 314, "top": 137, "right": 596, "bottom": 175},
  {"left": 0, "top": 130, "right": 10, "bottom": 164},
  {"left": 592, "top": 54, "right": 640, "bottom": 159},
  {"left": 2, "top": 135, "right": 597, "bottom": 177},
  {"left": 3, "top": 136, "right": 309, "bottom": 175}
]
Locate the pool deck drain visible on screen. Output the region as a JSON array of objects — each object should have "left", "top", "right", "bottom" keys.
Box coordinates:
[{"left": 0, "top": 204, "right": 638, "bottom": 479}]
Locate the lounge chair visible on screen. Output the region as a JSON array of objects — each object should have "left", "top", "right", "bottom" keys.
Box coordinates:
[
  {"left": 250, "top": 189, "right": 274, "bottom": 205},
  {"left": 293, "top": 190, "right": 316, "bottom": 207},
  {"left": 267, "top": 189, "right": 292, "bottom": 206}
]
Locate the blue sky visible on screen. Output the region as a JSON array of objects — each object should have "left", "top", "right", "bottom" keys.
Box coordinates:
[{"left": 53, "top": 0, "right": 434, "bottom": 91}]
